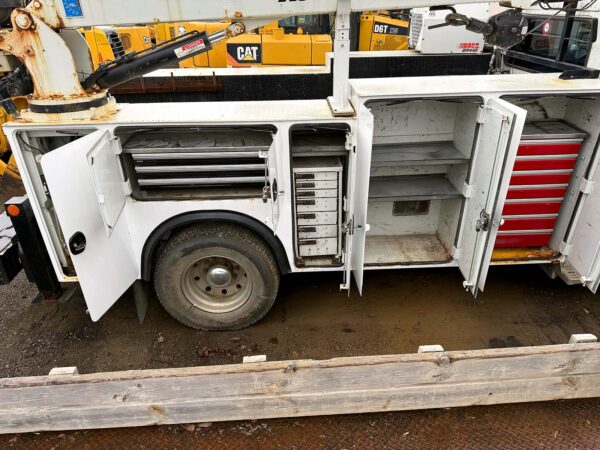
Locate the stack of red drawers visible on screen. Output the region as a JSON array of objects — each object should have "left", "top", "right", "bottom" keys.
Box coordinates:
[{"left": 495, "top": 120, "right": 586, "bottom": 249}]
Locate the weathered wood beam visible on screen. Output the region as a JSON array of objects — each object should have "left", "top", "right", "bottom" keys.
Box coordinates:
[{"left": 1, "top": 339, "right": 599, "bottom": 434}]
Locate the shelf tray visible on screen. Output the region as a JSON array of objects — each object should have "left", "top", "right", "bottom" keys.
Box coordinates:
[
  {"left": 369, "top": 175, "right": 463, "bottom": 202},
  {"left": 371, "top": 141, "right": 468, "bottom": 166}
]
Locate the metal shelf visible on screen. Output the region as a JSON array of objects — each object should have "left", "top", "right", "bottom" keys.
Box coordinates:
[
  {"left": 371, "top": 141, "right": 468, "bottom": 166},
  {"left": 369, "top": 175, "right": 463, "bottom": 202}
]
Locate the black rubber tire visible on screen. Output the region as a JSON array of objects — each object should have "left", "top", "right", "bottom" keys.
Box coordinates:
[{"left": 154, "top": 223, "right": 280, "bottom": 330}]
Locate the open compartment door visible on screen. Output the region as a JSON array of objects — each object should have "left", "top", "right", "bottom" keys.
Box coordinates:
[
  {"left": 41, "top": 130, "right": 137, "bottom": 321},
  {"left": 458, "top": 98, "right": 526, "bottom": 295},
  {"left": 563, "top": 149, "right": 600, "bottom": 293},
  {"left": 343, "top": 104, "right": 373, "bottom": 295}
]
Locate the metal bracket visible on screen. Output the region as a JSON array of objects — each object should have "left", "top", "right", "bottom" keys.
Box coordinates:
[
  {"left": 122, "top": 181, "right": 132, "bottom": 196},
  {"left": 463, "top": 182, "right": 474, "bottom": 198},
  {"left": 476, "top": 106, "right": 490, "bottom": 124},
  {"left": 559, "top": 241, "right": 573, "bottom": 256},
  {"left": 580, "top": 178, "right": 595, "bottom": 195},
  {"left": 345, "top": 132, "right": 356, "bottom": 151}
]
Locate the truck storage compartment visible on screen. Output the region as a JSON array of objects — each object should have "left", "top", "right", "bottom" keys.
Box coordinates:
[
  {"left": 363, "top": 98, "right": 479, "bottom": 266},
  {"left": 493, "top": 95, "right": 600, "bottom": 262},
  {"left": 290, "top": 125, "right": 349, "bottom": 267},
  {"left": 495, "top": 120, "right": 586, "bottom": 250},
  {"left": 117, "top": 126, "right": 275, "bottom": 200}
]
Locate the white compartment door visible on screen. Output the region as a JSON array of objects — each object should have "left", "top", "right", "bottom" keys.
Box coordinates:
[
  {"left": 458, "top": 98, "right": 525, "bottom": 295},
  {"left": 344, "top": 105, "right": 374, "bottom": 294},
  {"left": 41, "top": 130, "right": 137, "bottom": 321},
  {"left": 564, "top": 150, "right": 600, "bottom": 293}
]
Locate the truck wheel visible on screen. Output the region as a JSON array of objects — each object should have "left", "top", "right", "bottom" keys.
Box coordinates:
[{"left": 154, "top": 223, "right": 280, "bottom": 330}]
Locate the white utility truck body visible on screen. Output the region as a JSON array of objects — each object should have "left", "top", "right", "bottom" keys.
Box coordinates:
[{"left": 5, "top": 72, "right": 600, "bottom": 324}]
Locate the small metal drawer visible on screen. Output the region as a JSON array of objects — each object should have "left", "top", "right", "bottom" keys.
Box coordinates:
[
  {"left": 296, "top": 197, "right": 338, "bottom": 212},
  {"left": 297, "top": 211, "right": 338, "bottom": 226},
  {"left": 298, "top": 237, "right": 338, "bottom": 257},
  {"left": 298, "top": 224, "right": 338, "bottom": 239},
  {"left": 295, "top": 188, "right": 338, "bottom": 199},
  {"left": 295, "top": 179, "right": 338, "bottom": 190},
  {"left": 294, "top": 171, "right": 338, "bottom": 182}
]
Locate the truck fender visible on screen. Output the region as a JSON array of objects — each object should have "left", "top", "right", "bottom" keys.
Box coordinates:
[{"left": 140, "top": 211, "right": 290, "bottom": 281}]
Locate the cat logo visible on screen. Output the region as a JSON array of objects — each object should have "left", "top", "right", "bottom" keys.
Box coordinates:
[{"left": 227, "top": 43, "right": 263, "bottom": 65}]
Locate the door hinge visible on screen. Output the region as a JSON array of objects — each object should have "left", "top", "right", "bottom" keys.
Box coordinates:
[
  {"left": 476, "top": 106, "right": 490, "bottom": 124},
  {"left": 475, "top": 210, "right": 490, "bottom": 232},
  {"left": 559, "top": 241, "right": 573, "bottom": 256},
  {"left": 580, "top": 178, "right": 595, "bottom": 195},
  {"left": 463, "top": 182, "right": 474, "bottom": 198},
  {"left": 345, "top": 132, "right": 356, "bottom": 152}
]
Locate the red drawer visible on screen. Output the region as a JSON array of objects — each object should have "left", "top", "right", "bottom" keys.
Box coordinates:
[
  {"left": 513, "top": 158, "right": 577, "bottom": 171},
  {"left": 510, "top": 172, "right": 573, "bottom": 185},
  {"left": 506, "top": 187, "right": 567, "bottom": 199},
  {"left": 517, "top": 143, "right": 581, "bottom": 156},
  {"left": 502, "top": 201, "right": 562, "bottom": 216},
  {"left": 500, "top": 217, "right": 557, "bottom": 231},
  {"left": 495, "top": 233, "right": 552, "bottom": 248}
]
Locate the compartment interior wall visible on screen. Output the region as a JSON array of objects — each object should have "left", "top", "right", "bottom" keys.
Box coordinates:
[{"left": 365, "top": 98, "right": 481, "bottom": 265}]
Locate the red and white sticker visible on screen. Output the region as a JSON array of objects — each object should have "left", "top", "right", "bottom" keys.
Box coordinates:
[
  {"left": 174, "top": 38, "right": 206, "bottom": 58},
  {"left": 542, "top": 22, "right": 551, "bottom": 36}
]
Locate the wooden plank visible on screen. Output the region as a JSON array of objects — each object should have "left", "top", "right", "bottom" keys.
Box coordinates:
[{"left": 1, "top": 342, "right": 600, "bottom": 434}]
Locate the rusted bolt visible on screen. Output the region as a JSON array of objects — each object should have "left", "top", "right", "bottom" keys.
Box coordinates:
[
  {"left": 24, "top": 46, "right": 34, "bottom": 56},
  {"left": 32, "top": 1, "right": 42, "bottom": 8},
  {"left": 15, "top": 13, "right": 32, "bottom": 30}
]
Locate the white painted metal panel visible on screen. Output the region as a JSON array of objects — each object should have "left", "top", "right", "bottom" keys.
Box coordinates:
[
  {"left": 41, "top": 130, "right": 137, "bottom": 321},
  {"left": 88, "top": 135, "right": 126, "bottom": 235},
  {"left": 349, "top": 105, "right": 374, "bottom": 294},
  {"left": 458, "top": 98, "right": 525, "bottom": 295},
  {"left": 565, "top": 153, "right": 600, "bottom": 293}
]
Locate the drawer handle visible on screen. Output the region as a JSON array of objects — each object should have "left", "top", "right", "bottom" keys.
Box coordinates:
[
  {"left": 298, "top": 213, "right": 316, "bottom": 219},
  {"left": 296, "top": 173, "right": 315, "bottom": 180},
  {"left": 297, "top": 191, "right": 316, "bottom": 198},
  {"left": 299, "top": 226, "right": 317, "bottom": 233},
  {"left": 297, "top": 199, "right": 316, "bottom": 206},
  {"left": 297, "top": 182, "right": 316, "bottom": 189},
  {"left": 299, "top": 239, "right": 318, "bottom": 246}
]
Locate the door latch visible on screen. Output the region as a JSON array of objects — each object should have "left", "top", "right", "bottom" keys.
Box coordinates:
[
  {"left": 341, "top": 218, "right": 353, "bottom": 234},
  {"left": 475, "top": 210, "right": 490, "bottom": 232}
]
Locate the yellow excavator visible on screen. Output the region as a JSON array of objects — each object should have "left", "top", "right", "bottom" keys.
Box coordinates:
[{"left": 83, "top": 11, "right": 409, "bottom": 69}]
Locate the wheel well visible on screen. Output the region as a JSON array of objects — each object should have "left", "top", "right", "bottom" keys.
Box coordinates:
[{"left": 141, "top": 211, "right": 290, "bottom": 281}]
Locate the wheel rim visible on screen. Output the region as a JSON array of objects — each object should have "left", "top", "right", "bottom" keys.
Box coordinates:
[{"left": 181, "top": 255, "right": 253, "bottom": 313}]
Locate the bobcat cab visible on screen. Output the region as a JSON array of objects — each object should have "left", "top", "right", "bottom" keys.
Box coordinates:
[{"left": 1, "top": 0, "right": 600, "bottom": 331}]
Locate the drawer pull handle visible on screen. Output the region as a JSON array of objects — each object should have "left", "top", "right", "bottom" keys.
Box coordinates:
[
  {"left": 297, "top": 199, "right": 316, "bottom": 206},
  {"left": 298, "top": 213, "right": 316, "bottom": 219},
  {"left": 299, "top": 226, "right": 317, "bottom": 233},
  {"left": 297, "top": 191, "right": 316, "bottom": 197},
  {"left": 296, "top": 174, "right": 315, "bottom": 180},
  {"left": 297, "top": 182, "right": 316, "bottom": 189},
  {"left": 299, "top": 240, "right": 318, "bottom": 246}
]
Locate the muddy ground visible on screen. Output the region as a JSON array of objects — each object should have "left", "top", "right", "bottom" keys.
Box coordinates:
[
  {"left": 0, "top": 263, "right": 599, "bottom": 377},
  {"left": 1, "top": 264, "right": 600, "bottom": 448}
]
